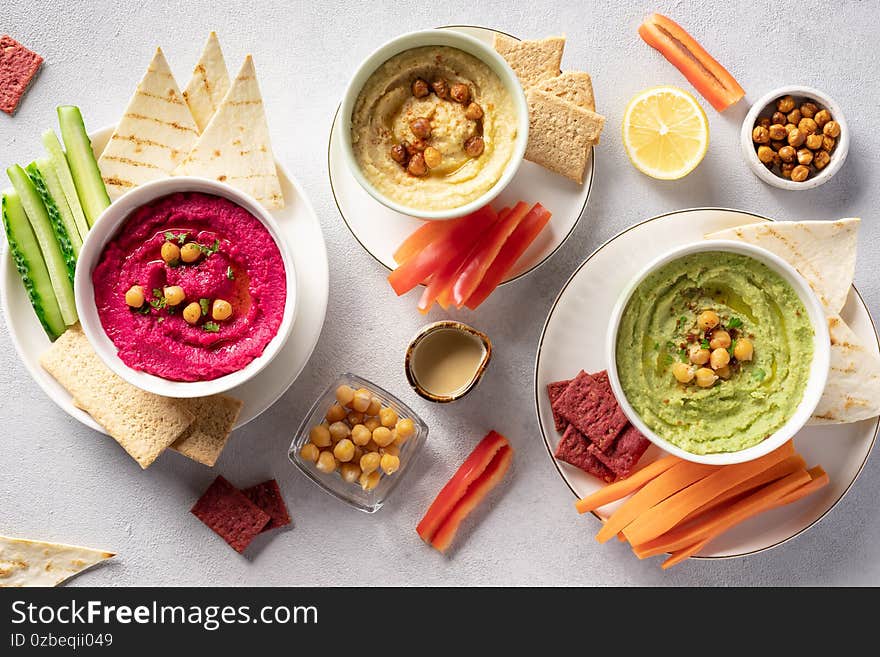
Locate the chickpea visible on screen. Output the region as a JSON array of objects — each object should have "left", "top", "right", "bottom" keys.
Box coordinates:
[
  {"left": 352, "top": 446, "right": 364, "bottom": 463},
  {"left": 423, "top": 146, "right": 442, "bottom": 169},
  {"left": 180, "top": 242, "right": 202, "bottom": 263},
  {"left": 366, "top": 397, "right": 382, "bottom": 416},
  {"left": 716, "top": 366, "right": 732, "bottom": 380},
  {"left": 160, "top": 241, "right": 180, "bottom": 264},
  {"left": 449, "top": 83, "right": 470, "bottom": 104},
  {"left": 791, "top": 165, "right": 810, "bottom": 182},
  {"left": 347, "top": 411, "right": 364, "bottom": 426},
  {"left": 757, "top": 117, "right": 771, "bottom": 129},
  {"left": 710, "top": 347, "right": 731, "bottom": 370},
  {"left": 407, "top": 153, "right": 428, "bottom": 177},
  {"left": 777, "top": 145, "right": 796, "bottom": 163},
  {"left": 464, "top": 135, "right": 485, "bottom": 157},
  {"left": 695, "top": 310, "right": 717, "bottom": 331},
  {"left": 465, "top": 102, "right": 484, "bottom": 120},
  {"left": 410, "top": 117, "right": 432, "bottom": 139},
  {"left": 333, "top": 438, "right": 355, "bottom": 463},
  {"left": 431, "top": 78, "right": 449, "bottom": 99},
  {"left": 183, "top": 301, "right": 202, "bottom": 325},
  {"left": 797, "top": 148, "right": 813, "bottom": 166},
  {"left": 310, "top": 423, "right": 332, "bottom": 447},
  {"left": 798, "top": 117, "right": 818, "bottom": 136},
  {"left": 695, "top": 367, "right": 718, "bottom": 388},
  {"left": 734, "top": 337, "right": 754, "bottom": 361},
  {"left": 328, "top": 421, "right": 350, "bottom": 442},
  {"left": 784, "top": 123, "right": 797, "bottom": 134},
  {"left": 212, "top": 299, "right": 232, "bottom": 321},
  {"left": 771, "top": 111, "right": 787, "bottom": 125},
  {"left": 351, "top": 424, "right": 372, "bottom": 446},
  {"left": 364, "top": 439, "right": 380, "bottom": 452},
  {"left": 813, "top": 150, "right": 831, "bottom": 170},
  {"left": 672, "top": 362, "right": 695, "bottom": 383},
  {"left": 364, "top": 416, "right": 381, "bottom": 432},
  {"left": 379, "top": 406, "right": 398, "bottom": 428},
  {"left": 709, "top": 329, "right": 731, "bottom": 350},
  {"left": 752, "top": 126, "right": 769, "bottom": 144},
  {"left": 688, "top": 345, "right": 710, "bottom": 366},
  {"left": 325, "top": 403, "right": 346, "bottom": 423},
  {"left": 786, "top": 108, "right": 802, "bottom": 125},
  {"left": 776, "top": 95, "right": 796, "bottom": 113},
  {"left": 380, "top": 453, "right": 401, "bottom": 475},
  {"left": 768, "top": 124, "right": 787, "bottom": 141},
  {"left": 813, "top": 109, "right": 831, "bottom": 128},
  {"left": 359, "top": 470, "right": 381, "bottom": 491},
  {"left": 390, "top": 142, "right": 409, "bottom": 165},
  {"left": 771, "top": 151, "right": 781, "bottom": 168},
  {"left": 316, "top": 450, "right": 337, "bottom": 474},
  {"left": 787, "top": 128, "right": 805, "bottom": 148},
  {"left": 770, "top": 140, "right": 786, "bottom": 152},
  {"left": 822, "top": 135, "right": 836, "bottom": 152},
  {"left": 163, "top": 285, "right": 185, "bottom": 306},
  {"left": 373, "top": 426, "right": 394, "bottom": 447},
  {"left": 300, "top": 442, "right": 320, "bottom": 463},
  {"left": 340, "top": 462, "right": 361, "bottom": 484},
  {"left": 800, "top": 102, "right": 818, "bottom": 119},
  {"left": 125, "top": 285, "right": 145, "bottom": 308},
  {"left": 360, "top": 451, "right": 381, "bottom": 474},
  {"left": 381, "top": 443, "right": 400, "bottom": 457},
  {"left": 335, "top": 385, "right": 355, "bottom": 406},
  {"left": 805, "top": 133, "right": 823, "bottom": 150},
  {"left": 408, "top": 138, "right": 428, "bottom": 154},
  {"left": 757, "top": 145, "right": 775, "bottom": 164},
  {"left": 351, "top": 388, "right": 372, "bottom": 413},
  {"left": 823, "top": 120, "right": 841, "bottom": 138},
  {"left": 395, "top": 418, "right": 415, "bottom": 442},
  {"left": 781, "top": 162, "right": 795, "bottom": 179},
  {"left": 411, "top": 77, "right": 430, "bottom": 98}
]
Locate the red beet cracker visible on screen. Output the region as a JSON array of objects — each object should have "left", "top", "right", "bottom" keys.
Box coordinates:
[
  {"left": 555, "top": 425, "right": 614, "bottom": 483},
  {"left": 0, "top": 35, "right": 43, "bottom": 115},
  {"left": 242, "top": 479, "right": 291, "bottom": 532},
  {"left": 546, "top": 378, "right": 572, "bottom": 432},
  {"left": 191, "top": 476, "right": 270, "bottom": 553},
  {"left": 555, "top": 370, "right": 628, "bottom": 452},
  {"left": 588, "top": 423, "right": 650, "bottom": 480}
]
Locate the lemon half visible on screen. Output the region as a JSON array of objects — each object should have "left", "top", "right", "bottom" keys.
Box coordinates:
[{"left": 622, "top": 86, "right": 709, "bottom": 180}]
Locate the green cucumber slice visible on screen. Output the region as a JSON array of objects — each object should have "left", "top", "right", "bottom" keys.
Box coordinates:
[
  {"left": 7, "top": 164, "right": 78, "bottom": 325},
  {"left": 2, "top": 190, "right": 66, "bottom": 340},
  {"left": 42, "top": 129, "right": 90, "bottom": 240},
  {"left": 57, "top": 106, "right": 110, "bottom": 227},
  {"left": 35, "top": 157, "right": 83, "bottom": 257},
  {"left": 25, "top": 162, "right": 77, "bottom": 284}
]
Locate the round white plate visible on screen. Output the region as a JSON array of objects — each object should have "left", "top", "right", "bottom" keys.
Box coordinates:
[
  {"left": 328, "top": 24, "right": 593, "bottom": 284},
  {"left": 1, "top": 126, "right": 329, "bottom": 433},
  {"left": 535, "top": 208, "right": 878, "bottom": 559}
]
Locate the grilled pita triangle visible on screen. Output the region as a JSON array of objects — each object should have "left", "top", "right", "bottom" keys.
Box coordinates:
[
  {"left": 183, "top": 32, "right": 230, "bottom": 133},
  {"left": 0, "top": 535, "right": 114, "bottom": 587}
]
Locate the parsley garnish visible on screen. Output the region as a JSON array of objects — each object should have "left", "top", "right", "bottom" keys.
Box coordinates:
[
  {"left": 679, "top": 348, "right": 689, "bottom": 363},
  {"left": 132, "top": 303, "right": 150, "bottom": 315},
  {"left": 663, "top": 353, "right": 674, "bottom": 366},
  {"left": 163, "top": 231, "right": 188, "bottom": 245},
  {"left": 199, "top": 298, "right": 209, "bottom": 316},
  {"left": 728, "top": 317, "right": 743, "bottom": 329},
  {"left": 729, "top": 339, "right": 737, "bottom": 357},
  {"left": 752, "top": 368, "right": 766, "bottom": 381},
  {"left": 701, "top": 338, "right": 710, "bottom": 350},
  {"left": 203, "top": 321, "right": 220, "bottom": 333},
  {"left": 653, "top": 341, "right": 660, "bottom": 351},
  {"left": 226, "top": 266, "right": 234, "bottom": 280},
  {"left": 150, "top": 288, "right": 166, "bottom": 310},
  {"left": 197, "top": 239, "right": 221, "bottom": 256},
  {"left": 665, "top": 340, "right": 676, "bottom": 351}
]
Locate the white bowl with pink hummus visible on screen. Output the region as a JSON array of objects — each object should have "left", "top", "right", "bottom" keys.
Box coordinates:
[{"left": 75, "top": 177, "right": 297, "bottom": 398}]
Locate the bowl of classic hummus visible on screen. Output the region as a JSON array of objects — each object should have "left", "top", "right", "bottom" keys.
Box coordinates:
[
  {"left": 605, "top": 240, "right": 830, "bottom": 465},
  {"left": 340, "top": 29, "right": 528, "bottom": 220},
  {"left": 75, "top": 177, "right": 297, "bottom": 398}
]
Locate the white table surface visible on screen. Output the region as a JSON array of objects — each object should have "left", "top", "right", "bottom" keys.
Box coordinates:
[{"left": 2, "top": 0, "right": 878, "bottom": 586}]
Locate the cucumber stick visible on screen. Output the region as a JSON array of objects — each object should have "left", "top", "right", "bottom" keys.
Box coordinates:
[
  {"left": 2, "top": 190, "right": 66, "bottom": 340},
  {"left": 35, "top": 158, "right": 83, "bottom": 257},
  {"left": 42, "top": 129, "right": 90, "bottom": 240},
  {"left": 25, "top": 162, "right": 77, "bottom": 284},
  {"left": 7, "top": 165, "right": 77, "bottom": 325},
  {"left": 57, "top": 106, "right": 109, "bottom": 227}
]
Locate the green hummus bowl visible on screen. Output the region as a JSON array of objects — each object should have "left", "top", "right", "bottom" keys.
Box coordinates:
[{"left": 607, "top": 240, "right": 830, "bottom": 465}]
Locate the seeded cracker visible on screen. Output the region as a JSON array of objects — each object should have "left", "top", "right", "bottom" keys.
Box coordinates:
[
  {"left": 492, "top": 34, "right": 565, "bottom": 89},
  {"left": 171, "top": 395, "right": 243, "bottom": 466},
  {"left": 537, "top": 71, "right": 596, "bottom": 112}
]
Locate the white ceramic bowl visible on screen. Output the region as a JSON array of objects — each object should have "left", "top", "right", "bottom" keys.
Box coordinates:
[
  {"left": 75, "top": 177, "right": 297, "bottom": 398},
  {"left": 605, "top": 240, "right": 830, "bottom": 465},
  {"left": 740, "top": 85, "right": 849, "bottom": 190},
  {"left": 339, "top": 29, "right": 529, "bottom": 220}
]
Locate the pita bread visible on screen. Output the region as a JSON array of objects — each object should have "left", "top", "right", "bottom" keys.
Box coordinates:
[
  {"left": 0, "top": 535, "right": 113, "bottom": 587},
  {"left": 809, "top": 313, "right": 880, "bottom": 424},
  {"left": 183, "top": 32, "right": 230, "bottom": 133},
  {"left": 493, "top": 34, "right": 565, "bottom": 89},
  {"left": 173, "top": 55, "right": 284, "bottom": 209},
  {"left": 705, "top": 219, "right": 859, "bottom": 314},
  {"left": 98, "top": 47, "right": 199, "bottom": 198}
]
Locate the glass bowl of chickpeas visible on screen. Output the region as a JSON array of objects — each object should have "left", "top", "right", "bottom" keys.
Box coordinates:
[
  {"left": 289, "top": 373, "right": 428, "bottom": 513},
  {"left": 740, "top": 85, "right": 848, "bottom": 190}
]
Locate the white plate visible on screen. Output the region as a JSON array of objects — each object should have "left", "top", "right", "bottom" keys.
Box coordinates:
[
  {"left": 1, "top": 126, "right": 329, "bottom": 433},
  {"left": 535, "top": 208, "right": 879, "bottom": 559},
  {"left": 328, "top": 25, "right": 593, "bottom": 284}
]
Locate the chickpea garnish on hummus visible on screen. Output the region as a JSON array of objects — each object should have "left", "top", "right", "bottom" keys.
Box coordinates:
[{"left": 669, "top": 311, "right": 755, "bottom": 389}]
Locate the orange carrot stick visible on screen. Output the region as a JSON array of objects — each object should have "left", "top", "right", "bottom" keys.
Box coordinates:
[
  {"left": 595, "top": 460, "right": 718, "bottom": 543},
  {"left": 661, "top": 539, "right": 709, "bottom": 569},
  {"left": 775, "top": 466, "right": 828, "bottom": 506},
  {"left": 575, "top": 455, "right": 681, "bottom": 514},
  {"left": 621, "top": 442, "right": 795, "bottom": 547}
]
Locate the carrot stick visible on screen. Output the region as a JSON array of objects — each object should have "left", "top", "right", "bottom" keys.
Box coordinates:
[
  {"left": 661, "top": 539, "right": 709, "bottom": 569},
  {"left": 775, "top": 466, "right": 828, "bottom": 506},
  {"left": 621, "top": 442, "right": 794, "bottom": 547},
  {"left": 575, "top": 455, "right": 681, "bottom": 514},
  {"left": 595, "top": 460, "right": 718, "bottom": 543},
  {"left": 633, "top": 469, "right": 812, "bottom": 557},
  {"left": 617, "top": 532, "right": 626, "bottom": 542}
]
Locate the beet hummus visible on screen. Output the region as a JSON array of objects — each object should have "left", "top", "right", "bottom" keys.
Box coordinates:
[{"left": 93, "top": 192, "right": 286, "bottom": 382}]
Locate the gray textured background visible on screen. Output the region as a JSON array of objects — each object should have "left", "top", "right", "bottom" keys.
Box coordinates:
[{"left": 1, "top": 0, "right": 878, "bottom": 586}]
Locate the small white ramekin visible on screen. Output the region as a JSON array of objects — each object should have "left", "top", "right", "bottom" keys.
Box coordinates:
[
  {"left": 75, "top": 176, "right": 297, "bottom": 398},
  {"left": 605, "top": 240, "right": 830, "bottom": 466},
  {"left": 741, "top": 85, "right": 849, "bottom": 191},
  {"left": 339, "top": 29, "right": 528, "bottom": 220}
]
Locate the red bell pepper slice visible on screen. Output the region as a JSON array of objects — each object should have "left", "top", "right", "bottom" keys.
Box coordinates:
[
  {"left": 393, "top": 217, "right": 461, "bottom": 265},
  {"left": 451, "top": 201, "right": 530, "bottom": 308},
  {"left": 638, "top": 13, "right": 745, "bottom": 112},
  {"left": 464, "top": 203, "right": 552, "bottom": 310},
  {"left": 430, "top": 444, "right": 514, "bottom": 553},
  {"left": 387, "top": 205, "right": 496, "bottom": 297},
  {"left": 417, "top": 431, "right": 510, "bottom": 544}
]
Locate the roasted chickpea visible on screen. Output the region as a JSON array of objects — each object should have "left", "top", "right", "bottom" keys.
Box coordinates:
[
  {"left": 310, "top": 423, "right": 332, "bottom": 447},
  {"left": 407, "top": 152, "right": 428, "bottom": 177},
  {"left": 183, "top": 301, "right": 202, "bottom": 325},
  {"left": 163, "top": 285, "right": 185, "bottom": 306},
  {"left": 710, "top": 348, "right": 731, "bottom": 370},
  {"left": 351, "top": 388, "right": 372, "bottom": 413},
  {"left": 180, "top": 242, "right": 202, "bottom": 263},
  {"left": 770, "top": 140, "right": 786, "bottom": 152},
  {"left": 125, "top": 285, "right": 145, "bottom": 308},
  {"left": 814, "top": 109, "right": 831, "bottom": 127},
  {"left": 757, "top": 117, "right": 771, "bottom": 129},
  {"left": 813, "top": 150, "right": 831, "bottom": 170},
  {"left": 360, "top": 451, "right": 381, "bottom": 475},
  {"left": 465, "top": 102, "right": 484, "bottom": 120},
  {"left": 709, "top": 329, "right": 731, "bottom": 350},
  {"left": 695, "top": 367, "right": 718, "bottom": 388},
  {"left": 372, "top": 426, "right": 394, "bottom": 447},
  {"left": 822, "top": 135, "right": 836, "bottom": 152},
  {"left": 800, "top": 102, "right": 818, "bottom": 119},
  {"left": 776, "top": 95, "right": 796, "bottom": 113},
  {"left": 784, "top": 123, "right": 797, "bottom": 134},
  {"left": 716, "top": 366, "right": 732, "bottom": 379},
  {"left": 351, "top": 424, "right": 372, "bottom": 446},
  {"left": 315, "top": 450, "right": 337, "bottom": 474},
  {"left": 781, "top": 162, "right": 795, "bottom": 179},
  {"left": 798, "top": 117, "right": 818, "bottom": 136},
  {"left": 823, "top": 120, "right": 841, "bottom": 138},
  {"left": 365, "top": 397, "right": 382, "bottom": 416},
  {"left": 752, "top": 126, "right": 769, "bottom": 144},
  {"left": 363, "top": 416, "right": 381, "bottom": 432},
  {"left": 787, "top": 128, "right": 805, "bottom": 148},
  {"left": 672, "top": 362, "right": 695, "bottom": 383},
  {"left": 449, "top": 83, "right": 470, "bottom": 104},
  {"left": 423, "top": 146, "right": 442, "bottom": 169},
  {"left": 797, "top": 148, "right": 813, "bottom": 166},
  {"left": 786, "top": 108, "right": 802, "bottom": 125},
  {"left": 379, "top": 407, "right": 398, "bottom": 428},
  {"left": 300, "top": 442, "right": 320, "bottom": 463},
  {"left": 791, "top": 165, "right": 810, "bottom": 182},
  {"left": 688, "top": 345, "right": 710, "bottom": 366},
  {"left": 734, "top": 338, "right": 754, "bottom": 361},
  {"left": 359, "top": 470, "right": 381, "bottom": 491},
  {"left": 340, "top": 462, "right": 361, "bottom": 484},
  {"left": 777, "top": 145, "right": 796, "bottom": 163},
  {"left": 698, "top": 310, "right": 720, "bottom": 331},
  {"left": 160, "top": 241, "right": 180, "bottom": 264},
  {"left": 757, "top": 145, "right": 775, "bottom": 164},
  {"left": 464, "top": 135, "right": 485, "bottom": 158},
  {"left": 212, "top": 299, "right": 232, "bottom": 321},
  {"left": 431, "top": 78, "right": 449, "bottom": 99},
  {"left": 409, "top": 117, "right": 432, "bottom": 139},
  {"left": 771, "top": 111, "right": 787, "bottom": 125},
  {"left": 333, "top": 438, "right": 355, "bottom": 463},
  {"left": 411, "top": 77, "right": 430, "bottom": 98},
  {"left": 390, "top": 142, "right": 409, "bottom": 165},
  {"left": 380, "top": 453, "right": 400, "bottom": 475},
  {"left": 407, "top": 138, "right": 427, "bottom": 154},
  {"left": 328, "top": 421, "right": 350, "bottom": 442},
  {"left": 805, "top": 133, "right": 824, "bottom": 150},
  {"left": 325, "top": 402, "right": 346, "bottom": 423},
  {"left": 768, "top": 124, "right": 787, "bottom": 141}
]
